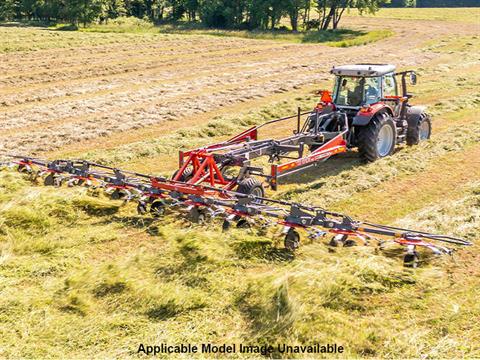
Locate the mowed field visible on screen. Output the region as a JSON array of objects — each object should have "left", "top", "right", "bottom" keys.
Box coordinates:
[{"left": 1, "top": 8, "right": 480, "bottom": 359}]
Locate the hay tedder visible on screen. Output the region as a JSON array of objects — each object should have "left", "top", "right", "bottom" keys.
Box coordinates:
[{"left": 1, "top": 64, "right": 471, "bottom": 267}]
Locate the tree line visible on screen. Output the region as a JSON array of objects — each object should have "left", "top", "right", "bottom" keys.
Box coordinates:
[
  {"left": 0, "top": 0, "right": 477, "bottom": 29},
  {"left": 386, "top": 0, "right": 479, "bottom": 6}
]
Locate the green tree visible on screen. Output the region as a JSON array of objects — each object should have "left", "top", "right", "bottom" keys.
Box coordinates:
[
  {"left": 151, "top": 0, "right": 167, "bottom": 21},
  {"left": 0, "top": 0, "right": 19, "bottom": 20},
  {"left": 101, "top": 0, "right": 126, "bottom": 21},
  {"left": 63, "top": 0, "right": 104, "bottom": 26},
  {"left": 316, "top": 0, "right": 387, "bottom": 30},
  {"left": 124, "top": 0, "right": 146, "bottom": 18},
  {"left": 286, "top": 0, "right": 310, "bottom": 31},
  {"left": 199, "top": 0, "right": 247, "bottom": 28}
]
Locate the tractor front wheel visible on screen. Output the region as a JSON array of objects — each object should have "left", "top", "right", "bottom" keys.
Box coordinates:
[
  {"left": 406, "top": 112, "right": 431, "bottom": 146},
  {"left": 357, "top": 114, "right": 397, "bottom": 162}
]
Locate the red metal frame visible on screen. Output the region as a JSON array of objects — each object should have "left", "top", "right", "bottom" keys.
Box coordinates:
[
  {"left": 173, "top": 150, "right": 237, "bottom": 189},
  {"left": 272, "top": 133, "right": 347, "bottom": 178}
]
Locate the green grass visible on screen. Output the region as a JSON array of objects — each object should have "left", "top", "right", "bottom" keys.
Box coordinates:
[
  {"left": 80, "top": 17, "right": 393, "bottom": 46},
  {"left": 346, "top": 7, "right": 480, "bottom": 23},
  {"left": 0, "top": 24, "right": 171, "bottom": 53},
  {"left": 0, "top": 20, "right": 393, "bottom": 53},
  {"left": 0, "top": 169, "right": 478, "bottom": 358}
]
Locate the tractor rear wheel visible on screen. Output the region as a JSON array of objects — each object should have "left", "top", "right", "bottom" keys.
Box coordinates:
[
  {"left": 357, "top": 113, "right": 397, "bottom": 162},
  {"left": 406, "top": 112, "right": 431, "bottom": 146},
  {"left": 236, "top": 178, "right": 264, "bottom": 202}
]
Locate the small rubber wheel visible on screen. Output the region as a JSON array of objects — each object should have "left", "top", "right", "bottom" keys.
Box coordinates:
[
  {"left": 328, "top": 234, "right": 347, "bottom": 247},
  {"left": 171, "top": 167, "right": 194, "bottom": 182},
  {"left": 403, "top": 253, "right": 419, "bottom": 268},
  {"left": 137, "top": 202, "right": 148, "bottom": 215},
  {"left": 222, "top": 220, "right": 231, "bottom": 232},
  {"left": 236, "top": 219, "right": 250, "bottom": 229},
  {"left": 44, "top": 173, "right": 55, "bottom": 186},
  {"left": 110, "top": 189, "right": 122, "bottom": 200},
  {"left": 236, "top": 178, "right": 265, "bottom": 203},
  {"left": 150, "top": 201, "right": 165, "bottom": 217},
  {"left": 18, "top": 164, "right": 29, "bottom": 173},
  {"left": 284, "top": 228, "right": 300, "bottom": 251},
  {"left": 187, "top": 207, "right": 205, "bottom": 223},
  {"left": 343, "top": 239, "right": 357, "bottom": 247}
]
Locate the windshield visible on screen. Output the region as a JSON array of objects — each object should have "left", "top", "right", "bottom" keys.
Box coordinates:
[{"left": 333, "top": 76, "right": 381, "bottom": 107}]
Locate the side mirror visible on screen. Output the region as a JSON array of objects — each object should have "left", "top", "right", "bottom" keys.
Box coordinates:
[{"left": 410, "top": 72, "right": 417, "bottom": 85}]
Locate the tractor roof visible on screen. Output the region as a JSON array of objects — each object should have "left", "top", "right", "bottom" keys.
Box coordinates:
[{"left": 331, "top": 64, "right": 396, "bottom": 77}]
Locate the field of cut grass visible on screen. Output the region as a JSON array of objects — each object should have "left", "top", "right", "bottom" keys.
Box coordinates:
[
  {"left": 346, "top": 7, "right": 480, "bottom": 23},
  {"left": 1, "top": 8, "right": 480, "bottom": 359}
]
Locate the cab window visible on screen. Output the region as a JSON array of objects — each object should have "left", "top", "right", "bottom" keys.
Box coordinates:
[
  {"left": 382, "top": 75, "right": 397, "bottom": 97},
  {"left": 364, "top": 77, "right": 381, "bottom": 104},
  {"left": 334, "top": 76, "right": 381, "bottom": 106}
]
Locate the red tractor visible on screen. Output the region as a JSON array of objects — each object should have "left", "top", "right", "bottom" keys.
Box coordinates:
[
  {"left": 321, "top": 63, "right": 431, "bottom": 161},
  {"left": 172, "top": 64, "right": 431, "bottom": 197}
]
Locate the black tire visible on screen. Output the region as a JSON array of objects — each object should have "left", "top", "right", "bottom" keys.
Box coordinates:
[
  {"left": 110, "top": 189, "right": 122, "bottom": 200},
  {"left": 18, "top": 164, "right": 29, "bottom": 173},
  {"left": 343, "top": 239, "right": 357, "bottom": 247},
  {"left": 236, "top": 219, "right": 250, "bottom": 229},
  {"left": 172, "top": 167, "right": 194, "bottom": 182},
  {"left": 150, "top": 200, "right": 165, "bottom": 217},
  {"left": 236, "top": 178, "right": 264, "bottom": 201},
  {"left": 406, "top": 112, "right": 431, "bottom": 146},
  {"left": 187, "top": 207, "right": 205, "bottom": 223},
  {"left": 403, "top": 252, "right": 419, "bottom": 268},
  {"left": 222, "top": 219, "right": 231, "bottom": 232},
  {"left": 328, "top": 234, "right": 347, "bottom": 247},
  {"left": 356, "top": 113, "right": 397, "bottom": 162},
  {"left": 44, "top": 173, "right": 55, "bottom": 186},
  {"left": 284, "top": 228, "right": 300, "bottom": 251}
]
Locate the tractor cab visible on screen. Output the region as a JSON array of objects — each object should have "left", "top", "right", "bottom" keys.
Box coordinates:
[{"left": 330, "top": 64, "right": 397, "bottom": 109}]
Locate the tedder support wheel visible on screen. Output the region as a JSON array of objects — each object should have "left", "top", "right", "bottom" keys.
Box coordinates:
[
  {"left": 110, "top": 189, "right": 123, "bottom": 200},
  {"left": 236, "top": 219, "right": 251, "bottom": 229},
  {"left": 150, "top": 200, "right": 165, "bottom": 217},
  {"left": 236, "top": 178, "right": 265, "bottom": 202},
  {"left": 171, "top": 167, "right": 194, "bottom": 182},
  {"left": 44, "top": 173, "right": 55, "bottom": 186},
  {"left": 187, "top": 207, "right": 206, "bottom": 223},
  {"left": 406, "top": 112, "right": 431, "bottom": 146},
  {"left": 329, "top": 234, "right": 347, "bottom": 247},
  {"left": 357, "top": 113, "right": 397, "bottom": 162},
  {"left": 284, "top": 228, "right": 300, "bottom": 251},
  {"left": 403, "top": 252, "right": 420, "bottom": 268}
]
